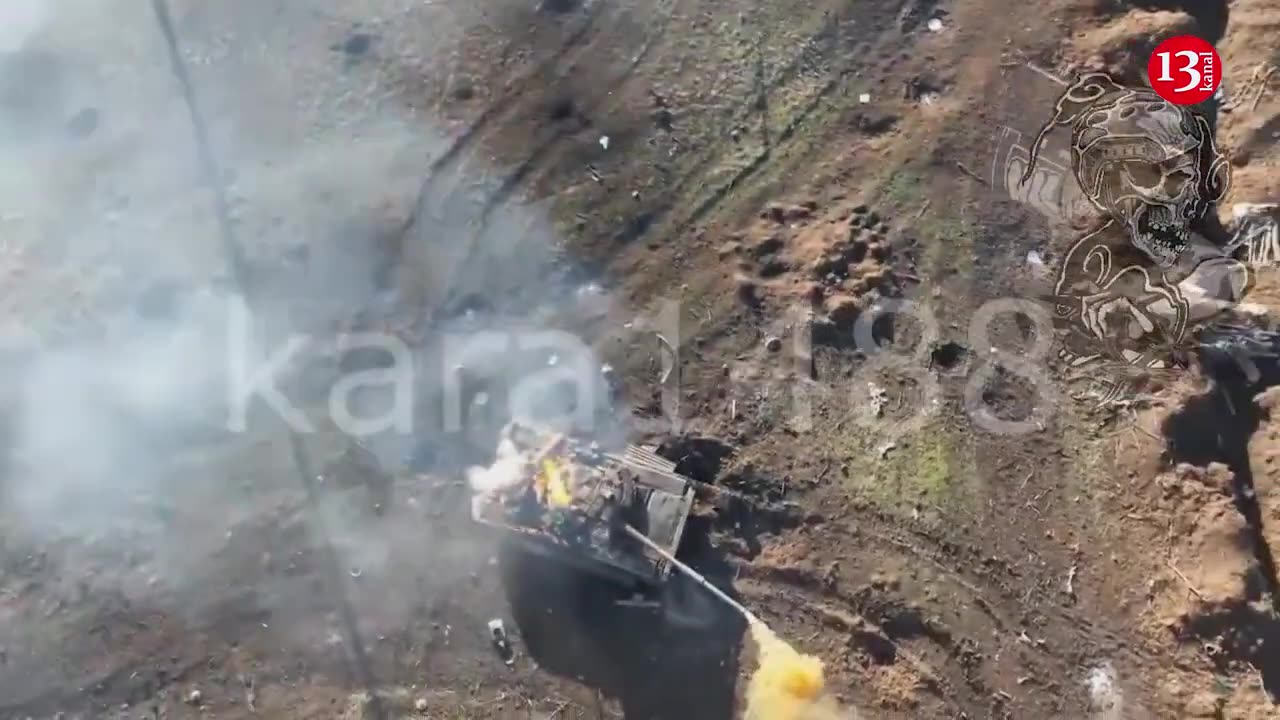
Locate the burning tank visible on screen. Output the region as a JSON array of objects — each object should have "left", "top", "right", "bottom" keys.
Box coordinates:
[{"left": 468, "top": 422, "right": 696, "bottom": 588}]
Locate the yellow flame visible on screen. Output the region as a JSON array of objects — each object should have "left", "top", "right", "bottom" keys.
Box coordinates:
[
  {"left": 745, "top": 620, "right": 845, "bottom": 720},
  {"left": 541, "top": 458, "right": 572, "bottom": 508}
]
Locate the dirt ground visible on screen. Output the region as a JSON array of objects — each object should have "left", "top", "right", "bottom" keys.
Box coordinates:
[{"left": 1, "top": 0, "right": 1279, "bottom": 718}]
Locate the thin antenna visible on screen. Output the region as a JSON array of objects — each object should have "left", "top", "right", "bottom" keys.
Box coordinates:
[
  {"left": 1025, "top": 61, "right": 1069, "bottom": 87},
  {"left": 148, "top": 0, "right": 252, "bottom": 297},
  {"left": 148, "top": 3, "right": 387, "bottom": 717}
]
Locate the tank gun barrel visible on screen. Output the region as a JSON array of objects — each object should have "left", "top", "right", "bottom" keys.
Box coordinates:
[{"left": 622, "top": 524, "right": 759, "bottom": 625}]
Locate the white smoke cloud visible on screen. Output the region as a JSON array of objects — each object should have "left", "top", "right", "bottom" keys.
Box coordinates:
[
  {"left": 0, "top": 4, "right": 48, "bottom": 53},
  {"left": 0, "top": 0, "right": 621, "bottom": 631}
]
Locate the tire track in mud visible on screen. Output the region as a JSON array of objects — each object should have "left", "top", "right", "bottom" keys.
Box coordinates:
[
  {"left": 473, "top": 0, "right": 681, "bottom": 222},
  {"left": 462, "top": 0, "right": 847, "bottom": 233},
  {"left": 737, "top": 577, "right": 977, "bottom": 717},
  {"left": 667, "top": 9, "right": 905, "bottom": 235},
  {"left": 423, "top": 0, "right": 680, "bottom": 319},
  {"left": 852, "top": 517, "right": 1147, "bottom": 660},
  {"left": 729, "top": 503, "right": 1152, "bottom": 717},
  {"left": 397, "top": 0, "right": 856, "bottom": 316},
  {"left": 394, "top": 0, "right": 915, "bottom": 323},
  {"left": 735, "top": 559, "right": 988, "bottom": 717},
  {"left": 383, "top": 0, "right": 610, "bottom": 301},
  {"left": 418, "top": 0, "right": 609, "bottom": 180},
  {"left": 463, "top": 0, "right": 908, "bottom": 260},
  {"left": 378, "top": 0, "right": 614, "bottom": 323}
]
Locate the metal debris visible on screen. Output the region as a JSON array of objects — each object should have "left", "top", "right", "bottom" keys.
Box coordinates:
[
  {"left": 655, "top": 333, "right": 677, "bottom": 383},
  {"left": 488, "top": 618, "right": 515, "bottom": 665}
]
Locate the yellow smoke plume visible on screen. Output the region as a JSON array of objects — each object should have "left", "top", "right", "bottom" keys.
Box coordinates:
[{"left": 745, "top": 620, "right": 849, "bottom": 720}]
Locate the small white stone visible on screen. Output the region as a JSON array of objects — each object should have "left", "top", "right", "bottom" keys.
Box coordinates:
[
  {"left": 858, "top": 93, "right": 871, "bottom": 103},
  {"left": 599, "top": 135, "right": 610, "bottom": 150},
  {"left": 927, "top": 18, "right": 943, "bottom": 32}
]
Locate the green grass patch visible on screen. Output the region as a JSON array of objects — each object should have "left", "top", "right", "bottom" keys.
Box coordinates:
[
  {"left": 877, "top": 168, "right": 925, "bottom": 209},
  {"left": 840, "top": 418, "right": 977, "bottom": 515}
]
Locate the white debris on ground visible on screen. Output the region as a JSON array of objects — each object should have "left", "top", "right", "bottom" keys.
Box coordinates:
[
  {"left": 1085, "top": 663, "right": 1123, "bottom": 720},
  {"left": 868, "top": 382, "right": 889, "bottom": 417},
  {"left": 927, "top": 17, "right": 944, "bottom": 32},
  {"left": 1233, "top": 203, "right": 1280, "bottom": 268}
]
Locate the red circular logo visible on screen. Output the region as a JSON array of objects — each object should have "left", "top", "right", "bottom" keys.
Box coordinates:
[{"left": 1147, "top": 35, "right": 1222, "bottom": 105}]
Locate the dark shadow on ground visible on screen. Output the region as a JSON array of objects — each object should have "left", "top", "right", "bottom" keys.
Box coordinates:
[
  {"left": 1163, "top": 338, "right": 1280, "bottom": 698},
  {"left": 1164, "top": 345, "right": 1280, "bottom": 597},
  {"left": 499, "top": 520, "right": 743, "bottom": 720}
]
